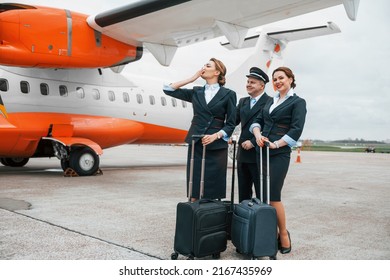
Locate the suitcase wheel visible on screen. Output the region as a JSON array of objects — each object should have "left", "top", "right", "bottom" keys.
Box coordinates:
[
  {"left": 170, "top": 252, "right": 178, "bottom": 260},
  {"left": 212, "top": 253, "right": 220, "bottom": 259},
  {"left": 187, "top": 255, "right": 194, "bottom": 260},
  {"left": 269, "top": 255, "right": 277, "bottom": 260}
]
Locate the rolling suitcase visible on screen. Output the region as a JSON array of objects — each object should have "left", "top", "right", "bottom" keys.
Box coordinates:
[
  {"left": 231, "top": 142, "right": 278, "bottom": 259},
  {"left": 171, "top": 135, "right": 228, "bottom": 260}
]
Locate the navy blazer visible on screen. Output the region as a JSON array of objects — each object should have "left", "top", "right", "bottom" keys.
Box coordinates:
[
  {"left": 253, "top": 94, "right": 307, "bottom": 155},
  {"left": 236, "top": 93, "right": 272, "bottom": 163},
  {"left": 164, "top": 86, "right": 237, "bottom": 150}
]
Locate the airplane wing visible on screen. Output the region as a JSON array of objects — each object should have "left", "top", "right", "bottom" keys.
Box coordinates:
[{"left": 87, "top": 0, "right": 359, "bottom": 66}]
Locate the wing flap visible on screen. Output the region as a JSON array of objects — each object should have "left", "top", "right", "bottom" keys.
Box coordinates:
[{"left": 221, "top": 22, "right": 341, "bottom": 50}]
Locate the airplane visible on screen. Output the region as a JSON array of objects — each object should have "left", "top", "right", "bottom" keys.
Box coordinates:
[{"left": 0, "top": 0, "right": 359, "bottom": 176}]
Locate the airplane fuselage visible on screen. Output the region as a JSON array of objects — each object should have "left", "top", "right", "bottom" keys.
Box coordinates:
[{"left": 0, "top": 66, "right": 191, "bottom": 159}]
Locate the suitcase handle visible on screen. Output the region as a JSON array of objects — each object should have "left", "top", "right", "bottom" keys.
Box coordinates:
[
  {"left": 188, "top": 135, "right": 206, "bottom": 201},
  {"left": 198, "top": 198, "right": 215, "bottom": 204},
  {"left": 259, "top": 141, "right": 271, "bottom": 205},
  {"left": 230, "top": 139, "right": 237, "bottom": 208},
  {"left": 247, "top": 197, "right": 261, "bottom": 207}
]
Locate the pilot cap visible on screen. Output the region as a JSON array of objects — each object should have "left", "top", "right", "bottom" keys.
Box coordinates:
[{"left": 246, "top": 67, "right": 269, "bottom": 83}]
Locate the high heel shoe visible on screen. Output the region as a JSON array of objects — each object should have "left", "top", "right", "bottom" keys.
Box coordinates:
[{"left": 280, "top": 230, "right": 291, "bottom": 254}]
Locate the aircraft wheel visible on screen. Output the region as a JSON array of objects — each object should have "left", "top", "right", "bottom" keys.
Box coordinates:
[
  {"left": 69, "top": 147, "right": 99, "bottom": 176},
  {"left": 0, "top": 158, "right": 9, "bottom": 166},
  {"left": 1, "top": 157, "right": 29, "bottom": 167}
]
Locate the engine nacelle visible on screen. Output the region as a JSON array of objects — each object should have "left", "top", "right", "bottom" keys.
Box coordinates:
[{"left": 0, "top": 3, "right": 142, "bottom": 68}]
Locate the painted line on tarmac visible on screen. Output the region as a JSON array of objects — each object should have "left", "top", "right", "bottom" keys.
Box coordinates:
[{"left": 2, "top": 208, "right": 162, "bottom": 260}]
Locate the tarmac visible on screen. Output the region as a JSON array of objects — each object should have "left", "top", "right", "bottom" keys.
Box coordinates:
[{"left": 0, "top": 144, "right": 389, "bottom": 260}]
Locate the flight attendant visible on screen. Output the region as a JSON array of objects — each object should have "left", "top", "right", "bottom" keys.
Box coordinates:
[
  {"left": 250, "top": 66, "right": 307, "bottom": 254},
  {"left": 163, "top": 58, "right": 237, "bottom": 201}
]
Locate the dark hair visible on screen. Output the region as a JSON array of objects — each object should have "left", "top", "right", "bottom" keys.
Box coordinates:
[
  {"left": 210, "top": 57, "right": 226, "bottom": 86},
  {"left": 272, "top": 66, "right": 296, "bottom": 89}
]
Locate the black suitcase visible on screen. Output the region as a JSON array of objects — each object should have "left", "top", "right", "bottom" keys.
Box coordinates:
[
  {"left": 171, "top": 136, "right": 228, "bottom": 260},
  {"left": 231, "top": 143, "right": 278, "bottom": 259}
]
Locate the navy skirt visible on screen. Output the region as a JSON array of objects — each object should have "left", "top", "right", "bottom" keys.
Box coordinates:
[
  {"left": 259, "top": 150, "right": 290, "bottom": 202},
  {"left": 186, "top": 143, "right": 228, "bottom": 199}
]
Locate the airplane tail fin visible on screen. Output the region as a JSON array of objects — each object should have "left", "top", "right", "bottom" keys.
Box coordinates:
[
  {"left": 0, "top": 94, "right": 8, "bottom": 118},
  {"left": 225, "top": 22, "right": 341, "bottom": 94}
]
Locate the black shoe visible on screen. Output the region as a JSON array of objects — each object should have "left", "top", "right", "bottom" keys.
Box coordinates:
[
  {"left": 280, "top": 230, "right": 291, "bottom": 254},
  {"left": 277, "top": 235, "right": 281, "bottom": 250}
]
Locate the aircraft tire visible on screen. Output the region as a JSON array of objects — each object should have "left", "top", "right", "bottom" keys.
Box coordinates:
[
  {"left": 0, "top": 158, "right": 9, "bottom": 166},
  {"left": 69, "top": 147, "right": 100, "bottom": 176},
  {"left": 1, "top": 157, "right": 29, "bottom": 167}
]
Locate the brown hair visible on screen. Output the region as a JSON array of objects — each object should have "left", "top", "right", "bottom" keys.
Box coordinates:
[
  {"left": 272, "top": 66, "right": 296, "bottom": 89},
  {"left": 210, "top": 57, "right": 227, "bottom": 86}
]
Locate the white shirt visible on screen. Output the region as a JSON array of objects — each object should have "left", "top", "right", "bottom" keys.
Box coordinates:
[
  {"left": 204, "top": 83, "right": 220, "bottom": 103},
  {"left": 269, "top": 88, "right": 295, "bottom": 113}
]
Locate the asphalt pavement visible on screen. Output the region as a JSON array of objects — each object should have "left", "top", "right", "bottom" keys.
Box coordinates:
[{"left": 0, "top": 145, "right": 389, "bottom": 260}]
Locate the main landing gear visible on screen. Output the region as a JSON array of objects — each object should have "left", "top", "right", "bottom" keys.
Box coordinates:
[{"left": 60, "top": 146, "right": 100, "bottom": 176}]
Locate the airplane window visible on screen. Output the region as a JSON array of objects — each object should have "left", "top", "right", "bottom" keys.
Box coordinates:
[
  {"left": 59, "top": 85, "right": 68, "bottom": 97},
  {"left": 161, "top": 96, "right": 167, "bottom": 106},
  {"left": 136, "top": 94, "right": 143, "bottom": 104},
  {"left": 76, "top": 87, "right": 85, "bottom": 99},
  {"left": 123, "top": 92, "right": 130, "bottom": 103},
  {"left": 0, "top": 79, "right": 8, "bottom": 92},
  {"left": 171, "top": 98, "right": 177, "bottom": 107},
  {"left": 20, "top": 81, "right": 30, "bottom": 94},
  {"left": 40, "top": 83, "right": 49, "bottom": 96},
  {"left": 181, "top": 100, "right": 187, "bottom": 108},
  {"left": 92, "top": 89, "right": 100, "bottom": 100},
  {"left": 149, "top": 95, "right": 155, "bottom": 105},
  {"left": 108, "top": 90, "right": 115, "bottom": 102}
]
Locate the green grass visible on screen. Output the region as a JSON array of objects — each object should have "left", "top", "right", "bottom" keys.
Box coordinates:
[{"left": 301, "top": 144, "right": 390, "bottom": 153}]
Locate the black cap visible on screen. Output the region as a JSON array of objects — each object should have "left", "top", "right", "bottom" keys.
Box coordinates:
[{"left": 246, "top": 67, "right": 269, "bottom": 83}]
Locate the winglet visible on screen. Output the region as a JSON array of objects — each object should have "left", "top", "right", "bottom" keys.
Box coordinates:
[{"left": 0, "top": 95, "right": 8, "bottom": 119}]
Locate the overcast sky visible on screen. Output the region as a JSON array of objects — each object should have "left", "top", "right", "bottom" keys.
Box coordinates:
[{"left": 12, "top": 0, "right": 390, "bottom": 141}]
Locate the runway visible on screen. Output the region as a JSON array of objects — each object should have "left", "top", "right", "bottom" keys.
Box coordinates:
[{"left": 0, "top": 145, "right": 389, "bottom": 260}]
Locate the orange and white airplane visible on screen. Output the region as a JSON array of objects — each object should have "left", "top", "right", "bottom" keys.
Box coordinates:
[{"left": 0, "top": 0, "right": 359, "bottom": 176}]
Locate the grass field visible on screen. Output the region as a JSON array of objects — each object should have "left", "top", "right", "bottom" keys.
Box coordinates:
[{"left": 301, "top": 141, "right": 390, "bottom": 153}]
